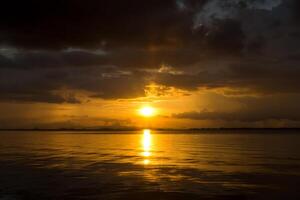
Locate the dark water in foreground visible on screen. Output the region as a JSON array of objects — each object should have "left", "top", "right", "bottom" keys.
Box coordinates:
[{"left": 1, "top": 130, "right": 300, "bottom": 200}]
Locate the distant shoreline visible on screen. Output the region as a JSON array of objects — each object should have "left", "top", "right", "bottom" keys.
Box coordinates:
[{"left": 0, "top": 128, "right": 300, "bottom": 132}]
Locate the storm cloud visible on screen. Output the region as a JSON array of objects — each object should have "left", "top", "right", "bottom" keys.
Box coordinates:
[
  {"left": 0, "top": 0, "right": 300, "bottom": 127},
  {"left": 173, "top": 93, "right": 300, "bottom": 123}
]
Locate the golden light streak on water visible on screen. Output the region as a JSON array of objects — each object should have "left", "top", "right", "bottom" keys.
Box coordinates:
[{"left": 141, "top": 129, "right": 152, "bottom": 165}]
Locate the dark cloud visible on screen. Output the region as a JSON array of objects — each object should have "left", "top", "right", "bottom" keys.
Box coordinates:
[
  {"left": 0, "top": 0, "right": 300, "bottom": 104},
  {"left": 153, "top": 57, "right": 300, "bottom": 94},
  {"left": 173, "top": 94, "right": 300, "bottom": 122},
  {"left": 0, "top": 115, "right": 134, "bottom": 129},
  {"left": 0, "top": 65, "right": 148, "bottom": 103},
  {"left": 0, "top": 0, "right": 191, "bottom": 49},
  {"left": 0, "top": 0, "right": 248, "bottom": 54}
]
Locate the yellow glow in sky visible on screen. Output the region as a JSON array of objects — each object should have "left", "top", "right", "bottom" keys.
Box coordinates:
[{"left": 139, "top": 106, "right": 155, "bottom": 117}]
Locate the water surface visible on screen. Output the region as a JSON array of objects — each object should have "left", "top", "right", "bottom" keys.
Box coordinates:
[{"left": 0, "top": 130, "right": 300, "bottom": 199}]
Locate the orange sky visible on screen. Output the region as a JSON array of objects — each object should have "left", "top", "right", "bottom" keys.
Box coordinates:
[
  {"left": 1, "top": 1, "right": 300, "bottom": 129},
  {"left": 1, "top": 84, "right": 300, "bottom": 129}
]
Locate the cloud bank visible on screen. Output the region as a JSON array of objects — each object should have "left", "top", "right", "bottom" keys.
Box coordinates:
[{"left": 0, "top": 0, "right": 300, "bottom": 126}]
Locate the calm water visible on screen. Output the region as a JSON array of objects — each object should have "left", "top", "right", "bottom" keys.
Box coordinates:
[{"left": 0, "top": 130, "right": 300, "bottom": 199}]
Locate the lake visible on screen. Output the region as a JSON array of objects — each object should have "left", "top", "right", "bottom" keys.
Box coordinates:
[{"left": 0, "top": 130, "right": 300, "bottom": 199}]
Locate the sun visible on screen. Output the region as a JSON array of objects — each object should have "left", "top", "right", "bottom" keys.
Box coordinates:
[{"left": 139, "top": 106, "right": 156, "bottom": 117}]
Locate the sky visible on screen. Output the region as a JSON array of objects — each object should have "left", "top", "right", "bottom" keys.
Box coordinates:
[{"left": 1, "top": 0, "right": 300, "bottom": 129}]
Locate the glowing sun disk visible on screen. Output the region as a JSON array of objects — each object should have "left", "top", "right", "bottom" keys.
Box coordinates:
[{"left": 139, "top": 106, "right": 155, "bottom": 117}]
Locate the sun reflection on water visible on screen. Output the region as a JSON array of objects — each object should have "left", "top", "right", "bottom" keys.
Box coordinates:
[
  {"left": 141, "top": 129, "right": 152, "bottom": 165},
  {"left": 143, "top": 159, "right": 150, "bottom": 165}
]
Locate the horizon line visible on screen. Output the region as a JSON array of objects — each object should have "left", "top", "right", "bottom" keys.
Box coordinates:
[{"left": 0, "top": 127, "right": 300, "bottom": 131}]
